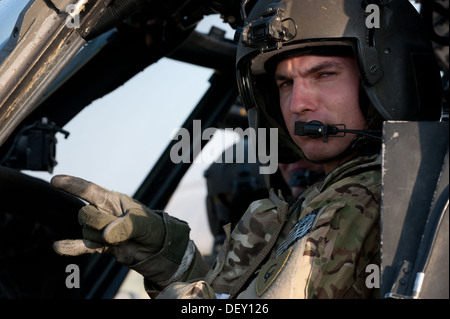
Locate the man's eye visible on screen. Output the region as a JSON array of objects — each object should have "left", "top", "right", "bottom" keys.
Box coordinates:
[
  {"left": 317, "top": 72, "right": 336, "bottom": 79},
  {"left": 278, "top": 80, "right": 293, "bottom": 88}
]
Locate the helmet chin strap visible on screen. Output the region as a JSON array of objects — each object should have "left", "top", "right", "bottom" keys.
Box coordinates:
[{"left": 294, "top": 120, "right": 381, "bottom": 165}]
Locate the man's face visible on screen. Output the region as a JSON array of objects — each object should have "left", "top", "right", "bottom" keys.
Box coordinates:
[{"left": 275, "top": 55, "right": 365, "bottom": 167}]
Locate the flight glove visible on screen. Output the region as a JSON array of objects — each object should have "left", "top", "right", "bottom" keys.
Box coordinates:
[{"left": 51, "top": 174, "right": 191, "bottom": 285}]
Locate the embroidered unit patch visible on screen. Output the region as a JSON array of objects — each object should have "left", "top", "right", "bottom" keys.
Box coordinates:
[{"left": 256, "top": 247, "right": 293, "bottom": 296}]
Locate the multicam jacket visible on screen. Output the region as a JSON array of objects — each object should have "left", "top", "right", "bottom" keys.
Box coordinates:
[{"left": 155, "top": 152, "right": 381, "bottom": 299}]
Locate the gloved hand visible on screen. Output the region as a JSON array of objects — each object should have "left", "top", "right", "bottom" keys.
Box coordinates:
[{"left": 51, "top": 174, "right": 191, "bottom": 285}]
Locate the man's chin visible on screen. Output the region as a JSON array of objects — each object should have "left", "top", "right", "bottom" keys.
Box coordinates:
[
  {"left": 298, "top": 135, "right": 355, "bottom": 162},
  {"left": 300, "top": 145, "right": 342, "bottom": 165},
  {"left": 301, "top": 155, "right": 328, "bottom": 165},
  {"left": 298, "top": 140, "right": 327, "bottom": 163}
]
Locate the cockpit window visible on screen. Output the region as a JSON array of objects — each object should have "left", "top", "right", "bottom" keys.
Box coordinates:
[{"left": 0, "top": 0, "right": 29, "bottom": 51}]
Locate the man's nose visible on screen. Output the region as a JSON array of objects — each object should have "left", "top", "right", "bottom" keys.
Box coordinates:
[{"left": 289, "top": 80, "right": 316, "bottom": 114}]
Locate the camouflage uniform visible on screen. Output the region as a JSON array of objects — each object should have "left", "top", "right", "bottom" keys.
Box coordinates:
[{"left": 155, "top": 152, "right": 381, "bottom": 299}]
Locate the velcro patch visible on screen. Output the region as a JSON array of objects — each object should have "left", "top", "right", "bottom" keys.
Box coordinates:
[
  {"left": 256, "top": 247, "right": 293, "bottom": 296},
  {"left": 274, "top": 210, "right": 318, "bottom": 258}
]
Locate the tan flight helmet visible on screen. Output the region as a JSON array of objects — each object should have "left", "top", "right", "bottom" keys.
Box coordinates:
[{"left": 235, "top": 0, "right": 443, "bottom": 163}]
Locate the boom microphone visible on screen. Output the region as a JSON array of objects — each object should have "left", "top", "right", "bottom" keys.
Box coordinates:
[{"left": 294, "top": 120, "right": 381, "bottom": 143}]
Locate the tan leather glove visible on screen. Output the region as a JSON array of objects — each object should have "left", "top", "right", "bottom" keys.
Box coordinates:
[{"left": 51, "top": 174, "right": 191, "bottom": 285}]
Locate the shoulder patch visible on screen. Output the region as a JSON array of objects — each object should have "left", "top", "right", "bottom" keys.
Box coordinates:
[{"left": 256, "top": 247, "right": 293, "bottom": 296}]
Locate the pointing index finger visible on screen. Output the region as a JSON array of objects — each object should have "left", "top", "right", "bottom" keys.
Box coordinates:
[{"left": 51, "top": 174, "right": 113, "bottom": 210}]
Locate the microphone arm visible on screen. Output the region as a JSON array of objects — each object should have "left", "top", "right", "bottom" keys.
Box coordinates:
[{"left": 294, "top": 120, "right": 381, "bottom": 143}]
